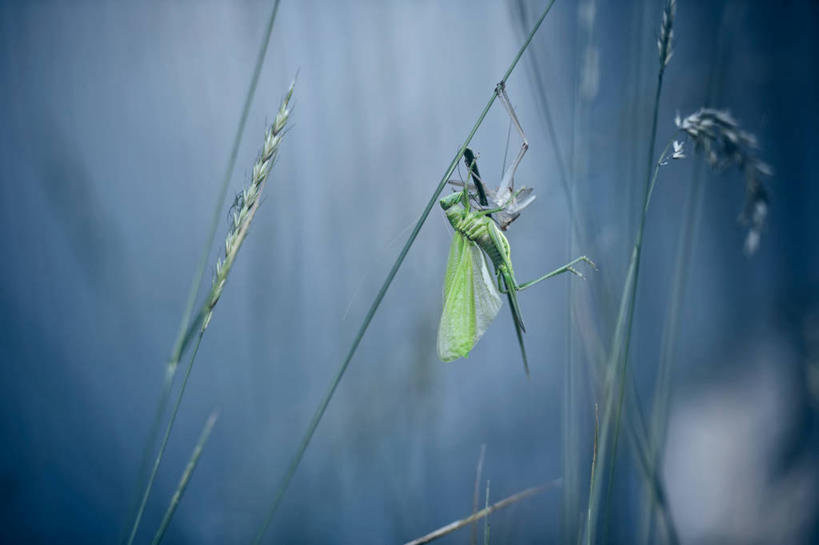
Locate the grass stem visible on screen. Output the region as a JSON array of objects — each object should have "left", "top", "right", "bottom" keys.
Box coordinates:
[
  {"left": 587, "top": 2, "right": 676, "bottom": 542},
  {"left": 470, "top": 444, "right": 487, "bottom": 545},
  {"left": 250, "top": 2, "right": 559, "bottom": 541},
  {"left": 151, "top": 410, "right": 219, "bottom": 545},
  {"left": 404, "top": 480, "right": 560, "bottom": 545},
  {"left": 126, "top": 332, "right": 205, "bottom": 545},
  {"left": 123, "top": 1, "right": 281, "bottom": 539},
  {"left": 585, "top": 404, "right": 598, "bottom": 545},
  {"left": 126, "top": 78, "right": 293, "bottom": 545}
]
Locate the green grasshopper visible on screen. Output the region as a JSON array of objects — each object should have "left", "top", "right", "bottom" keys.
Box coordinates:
[{"left": 437, "top": 83, "right": 594, "bottom": 375}]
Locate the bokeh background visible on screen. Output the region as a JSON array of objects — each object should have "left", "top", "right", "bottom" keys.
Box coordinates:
[{"left": 1, "top": 0, "right": 817, "bottom": 543}]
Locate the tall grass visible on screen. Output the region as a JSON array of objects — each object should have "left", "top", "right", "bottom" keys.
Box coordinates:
[
  {"left": 514, "top": 1, "right": 681, "bottom": 543},
  {"left": 121, "top": 2, "right": 282, "bottom": 542},
  {"left": 117, "top": 2, "right": 776, "bottom": 542},
  {"left": 125, "top": 81, "right": 295, "bottom": 545},
  {"left": 151, "top": 411, "right": 219, "bottom": 545},
  {"left": 564, "top": 1, "right": 773, "bottom": 542},
  {"left": 640, "top": 7, "right": 734, "bottom": 540},
  {"left": 586, "top": 1, "right": 676, "bottom": 543},
  {"left": 511, "top": 2, "right": 586, "bottom": 537}
]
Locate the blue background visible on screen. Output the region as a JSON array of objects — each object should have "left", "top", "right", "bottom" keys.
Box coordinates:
[{"left": 1, "top": 1, "right": 817, "bottom": 543}]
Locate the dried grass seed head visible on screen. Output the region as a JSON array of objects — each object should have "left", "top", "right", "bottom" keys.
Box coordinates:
[{"left": 675, "top": 108, "right": 772, "bottom": 255}]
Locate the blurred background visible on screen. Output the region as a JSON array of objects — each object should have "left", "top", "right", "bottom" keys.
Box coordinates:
[{"left": 1, "top": 0, "right": 817, "bottom": 543}]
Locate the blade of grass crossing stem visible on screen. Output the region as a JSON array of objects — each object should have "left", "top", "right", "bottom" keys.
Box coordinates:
[
  {"left": 126, "top": 78, "right": 293, "bottom": 545},
  {"left": 251, "top": 2, "right": 559, "bottom": 541},
  {"left": 126, "top": 332, "right": 205, "bottom": 545},
  {"left": 123, "top": 1, "right": 281, "bottom": 541},
  {"left": 151, "top": 411, "right": 219, "bottom": 545},
  {"left": 403, "top": 481, "right": 560, "bottom": 545}
]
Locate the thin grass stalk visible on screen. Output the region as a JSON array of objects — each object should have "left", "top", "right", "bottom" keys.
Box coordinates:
[
  {"left": 251, "top": 3, "right": 559, "bottom": 541},
  {"left": 564, "top": 274, "right": 579, "bottom": 541},
  {"left": 126, "top": 332, "right": 205, "bottom": 545},
  {"left": 404, "top": 480, "right": 560, "bottom": 545},
  {"left": 598, "top": 138, "right": 676, "bottom": 543},
  {"left": 126, "top": 85, "right": 294, "bottom": 545},
  {"left": 586, "top": 1, "right": 676, "bottom": 542},
  {"left": 514, "top": 5, "right": 677, "bottom": 540},
  {"left": 470, "top": 444, "right": 487, "bottom": 545},
  {"left": 568, "top": 264, "right": 679, "bottom": 544},
  {"left": 642, "top": 7, "right": 739, "bottom": 540},
  {"left": 585, "top": 403, "right": 599, "bottom": 545},
  {"left": 641, "top": 163, "right": 704, "bottom": 545},
  {"left": 575, "top": 289, "right": 679, "bottom": 540},
  {"left": 515, "top": 3, "right": 677, "bottom": 540},
  {"left": 483, "top": 480, "right": 491, "bottom": 545},
  {"left": 509, "top": 6, "right": 582, "bottom": 537},
  {"left": 151, "top": 410, "right": 219, "bottom": 545},
  {"left": 624, "top": 378, "right": 680, "bottom": 544},
  {"left": 122, "top": 2, "right": 282, "bottom": 539},
  {"left": 565, "top": 3, "right": 598, "bottom": 540},
  {"left": 603, "top": 0, "right": 676, "bottom": 525}
]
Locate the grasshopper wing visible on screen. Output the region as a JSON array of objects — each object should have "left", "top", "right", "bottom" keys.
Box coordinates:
[
  {"left": 470, "top": 243, "right": 503, "bottom": 342},
  {"left": 437, "top": 233, "right": 502, "bottom": 362}
]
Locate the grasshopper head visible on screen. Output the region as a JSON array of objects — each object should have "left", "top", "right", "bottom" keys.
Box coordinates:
[{"left": 440, "top": 192, "right": 464, "bottom": 211}]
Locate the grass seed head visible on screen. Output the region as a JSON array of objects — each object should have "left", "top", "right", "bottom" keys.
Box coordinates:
[
  {"left": 658, "top": 0, "right": 676, "bottom": 67},
  {"left": 201, "top": 81, "right": 295, "bottom": 331},
  {"left": 676, "top": 108, "right": 772, "bottom": 254}
]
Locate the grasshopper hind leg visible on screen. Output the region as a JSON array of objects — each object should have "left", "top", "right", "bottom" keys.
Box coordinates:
[{"left": 499, "top": 269, "right": 530, "bottom": 377}]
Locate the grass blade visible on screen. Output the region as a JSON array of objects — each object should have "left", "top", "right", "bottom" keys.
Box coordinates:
[
  {"left": 151, "top": 411, "right": 219, "bottom": 545},
  {"left": 126, "top": 332, "right": 205, "bottom": 545},
  {"left": 126, "top": 82, "right": 294, "bottom": 545},
  {"left": 585, "top": 404, "right": 598, "bottom": 545},
  {"left": 404, "top": 480, "right": 560, "bottom": 545},
  {"left": 586, "top": 1, "right": 677, "bottom": 542},
  {"left": 251, "top": 2, "right": 560, "bottom": 541},
  {"left": 122, "top": 1, "right": 282, "bottom": 540},
  {"left": 470, "top": 444, "right": 487, "bottom": 545}
]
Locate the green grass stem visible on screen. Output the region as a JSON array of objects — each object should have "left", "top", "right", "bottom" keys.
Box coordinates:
[
  {"left": 585, "top": 404, "right": 599, "bottom": 545},
  {"left": 151, "top": 410, "right": 219, "bottom": 545},
  {"left": 587, "top": 2, "right": 676, "bottom": 541},
  {"left": 641, "top": 7, "right": 734, "bottom": 539},
  {"left": 250, "top": 3, "right": 559, "bottom": 541},
  {"left": 126, "top": 332, "right": 205, "bottom": 545},
  {"left": 126, "top": 78, "right": 293, "bottom": 545},
  {"left": 123, "top": 1, "right": 281, "bottom": 540}
]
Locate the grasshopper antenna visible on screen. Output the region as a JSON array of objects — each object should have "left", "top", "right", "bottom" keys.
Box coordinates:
[{"left": 463, "top": 147, "right": 490, "bottom": 207}]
